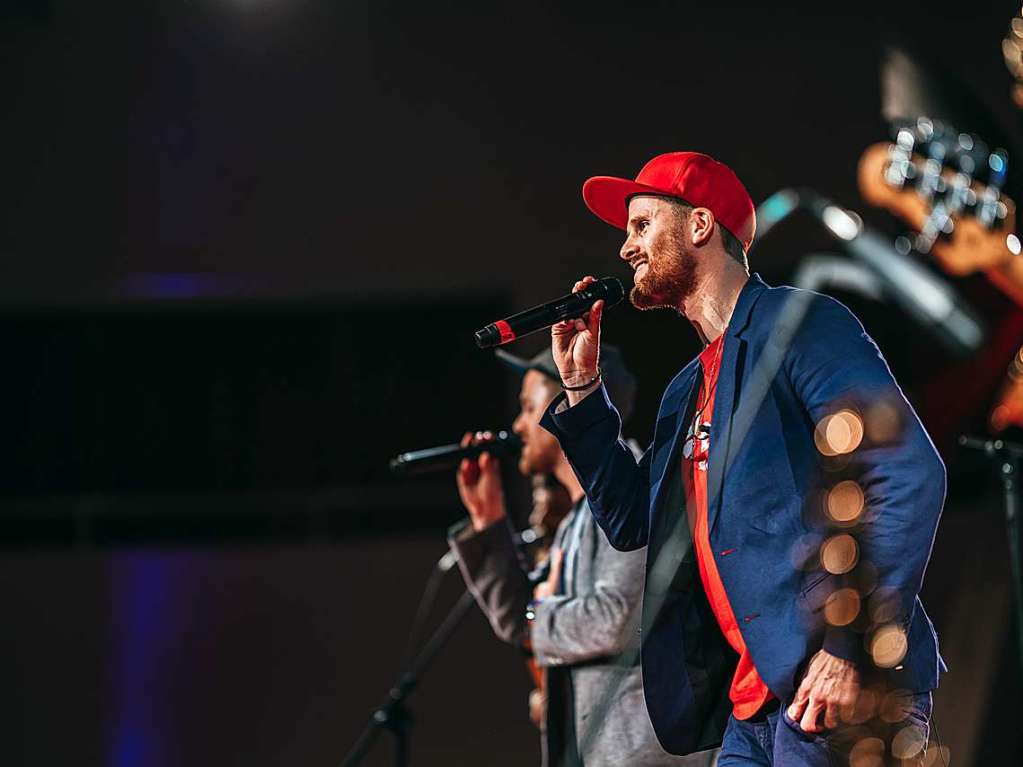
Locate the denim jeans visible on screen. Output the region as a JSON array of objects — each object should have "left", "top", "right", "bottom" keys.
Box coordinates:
[{"left": 717, "top": 692, "right": 932, "bottom": 766}]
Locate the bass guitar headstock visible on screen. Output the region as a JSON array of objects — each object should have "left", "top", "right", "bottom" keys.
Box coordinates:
[{"left": 858, "top": 117, "right": 1018, "bottom": 277}]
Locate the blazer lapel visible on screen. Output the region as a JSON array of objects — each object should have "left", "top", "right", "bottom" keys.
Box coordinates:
[
  {"left": 646, "top": 364, "right": 699, "bottom": 562},
  {"left": 706, "top": 273, "right": 766, "bottom": 537},
  {"left": 706, "top": 336, "right": 744, "bottom": 537}
]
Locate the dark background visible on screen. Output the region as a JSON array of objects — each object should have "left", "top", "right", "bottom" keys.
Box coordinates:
[{"left": 1, "top": 1, "right": 1021, "bottom": 765}]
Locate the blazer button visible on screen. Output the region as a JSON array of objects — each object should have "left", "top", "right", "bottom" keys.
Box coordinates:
[{"left": 743, "top": 613, "right": 760, "bottom": 623}]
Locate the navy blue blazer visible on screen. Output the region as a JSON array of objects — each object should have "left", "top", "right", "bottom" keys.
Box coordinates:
[{"left": 540, "top": 274, "right": 946, "bottom": 755}]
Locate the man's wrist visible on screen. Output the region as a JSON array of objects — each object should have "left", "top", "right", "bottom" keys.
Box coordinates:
[
  {"left": 561, "top": 368, "right": 601, "bottom": 391},
  {"left": 564, "top": 379, "right": 602, "bottom": 407},
  {"left": 559, "top": 367, "right": 599, "bottom": 388},
  {"left": 822, "top": 626, "right": 863, "bottom": 665}
]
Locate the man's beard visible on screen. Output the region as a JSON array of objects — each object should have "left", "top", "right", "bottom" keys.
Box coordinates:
[{"left": 629, "top": 241, "right": 697, "bottom": 312}]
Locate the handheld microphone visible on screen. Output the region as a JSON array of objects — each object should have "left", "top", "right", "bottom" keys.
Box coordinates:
[
  {"left": 389, "top": 430, "right": 522, "bottom": 476},
  {"left": 474, "top": 277, "right": 625, "bottom": 349}
]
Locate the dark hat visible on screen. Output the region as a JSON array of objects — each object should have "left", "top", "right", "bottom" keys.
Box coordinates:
[{"left": 495, "top": 344, "right": 637, "bottom": 426}]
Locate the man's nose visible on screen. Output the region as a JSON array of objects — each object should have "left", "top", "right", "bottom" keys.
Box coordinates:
[{"left": 620, "top": 234, "right": 639, "bottom": 262}]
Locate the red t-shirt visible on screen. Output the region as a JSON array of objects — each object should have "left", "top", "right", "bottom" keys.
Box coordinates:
[{"left": 683, "top": 334, "right": 773, "bottom": 720}]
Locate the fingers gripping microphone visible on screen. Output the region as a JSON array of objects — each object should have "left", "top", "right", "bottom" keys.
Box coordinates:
[
  {"left": 389, "top": 430, "right": 522, "bottom": 476},
  {"left": 474, "top": 277, "right": 625, "bottom": 349}
]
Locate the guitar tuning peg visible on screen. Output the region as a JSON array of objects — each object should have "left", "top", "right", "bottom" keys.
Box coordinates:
[
  {"left": 915, "top": 117, "right": 935, "bottom": 143},
  {"left": 895, "top": 127, "right": 915, "bottom": 153},
  {"left": 988, "top": 150, "right": 1009, "bottom": 189},
  {"left": 885, "top": 129, "right": 916, "bottom": 188},
  {"left": 976, "top": 149, "right": 1010, "bottom": 228}
]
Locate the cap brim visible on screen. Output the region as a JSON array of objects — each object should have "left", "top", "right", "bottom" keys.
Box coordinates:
[
  {"left": 582, "top": 176, "right": 676, "bottom": 230},
  {"left": 494, "top": 348, "right": 531, "bottom": 375},
  {"left": 495, "top": 348, "right": 562, "bottom": 385}
]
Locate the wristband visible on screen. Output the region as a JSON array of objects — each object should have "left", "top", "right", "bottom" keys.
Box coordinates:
[{"left": 561, "top": 368, "right": 601, "bottom": 392}]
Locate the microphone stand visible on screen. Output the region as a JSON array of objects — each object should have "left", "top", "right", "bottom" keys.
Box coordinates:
[
  {"left": 960, "top": 435, "right": 1023, "bottom": 674},
  {"left": 340, "top": 582, "right": 476, "bottom": 767}
]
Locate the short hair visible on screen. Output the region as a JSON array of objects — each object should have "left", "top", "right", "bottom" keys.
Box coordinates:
[{"left": 665, "top": 197, "right": 748, "bottom": 269}]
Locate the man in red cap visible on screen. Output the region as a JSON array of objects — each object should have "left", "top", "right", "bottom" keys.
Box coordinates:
[{"left": 538, "top": 152, "right": 944, "bottom": 765}]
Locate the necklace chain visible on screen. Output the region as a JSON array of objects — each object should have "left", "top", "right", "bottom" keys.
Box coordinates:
[{"left": 692, "top": 335, "right": 725, "bottom": 425}]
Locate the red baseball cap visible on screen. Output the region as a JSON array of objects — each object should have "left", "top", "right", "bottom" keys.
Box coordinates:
[{"left": 582, "top": 151, "right": 756, "bottom": 252}]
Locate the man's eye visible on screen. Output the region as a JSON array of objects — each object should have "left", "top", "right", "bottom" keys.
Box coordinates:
[{"left": 638, "top": 220, "right": 648, "bottom": 232}]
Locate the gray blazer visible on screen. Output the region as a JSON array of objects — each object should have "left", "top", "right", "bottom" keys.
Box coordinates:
[{"left": 449, "top": 503, "right": 718, "bottom": 767}]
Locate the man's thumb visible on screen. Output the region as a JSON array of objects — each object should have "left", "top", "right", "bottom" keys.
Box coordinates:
[{"left": 588, "top": 299, "right": 604, "bottom": 334}]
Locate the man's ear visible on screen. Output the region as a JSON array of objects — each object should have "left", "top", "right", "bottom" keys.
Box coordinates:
[{"left": 689, "top": 207, "right": 715, "bottom": 247}]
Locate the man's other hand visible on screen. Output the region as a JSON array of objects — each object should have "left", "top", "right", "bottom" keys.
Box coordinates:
[
  {"left": 455, "top": 431, "right": 507, "bottom": 531},
  {"left": 786, "top": 649, "right": 860, "bottom": 733}
]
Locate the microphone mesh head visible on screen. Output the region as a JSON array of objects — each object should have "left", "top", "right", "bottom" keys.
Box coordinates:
[{"left": 597, "top": 277, "right": 625, "bottom": 308}]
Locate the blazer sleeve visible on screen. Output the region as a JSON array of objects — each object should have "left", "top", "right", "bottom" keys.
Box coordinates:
[
  {"left": 530, "top": 514, "right": 646, "bottom": 667},
  {"left": 783, "top": 294, "right": 946, "bottom": 663},
  {"left": 448, "top": 518, "right": 532, "bottom": 646},
  {"left": 540, "top": 383, "right": 653, "bottom": 551}
]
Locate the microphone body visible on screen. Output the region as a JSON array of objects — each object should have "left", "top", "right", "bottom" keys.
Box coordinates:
[
  {"left": 389, "top": 430, "right": 521, "bottom": 476},
  {"left": 475, "top": 277, "right": 625, "bottom": 349}
]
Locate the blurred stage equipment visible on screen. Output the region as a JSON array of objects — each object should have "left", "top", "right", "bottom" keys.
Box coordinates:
[
  {"left": 1004, "top": 8, "right": 1023, "bottom": 108},
  {"left": 474, "top": 276, "right": 624, "bottom": 348},
  {"left": 389, "top": 430, "right": 521, "bottom": 475},
  {"left": 959, "top": 435, "right": 1023, "bottom": 673},
  {"left": 858, "top": 118, "right": 1020, "bottom": 305},
  {"left": 866, "top": 45, "right": 1023, "bottom": 429},
  {"left": 754, "top": 187, "right": 984, "bottom": 354}
]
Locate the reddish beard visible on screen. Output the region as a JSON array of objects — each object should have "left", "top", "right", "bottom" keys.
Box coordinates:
[{"left": 629, "top": 238, "right": 697, "bottom": 311}]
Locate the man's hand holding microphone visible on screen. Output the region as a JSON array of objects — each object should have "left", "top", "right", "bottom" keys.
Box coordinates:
[{"left": 551, "top": 275, "right": 605, "bottom": 406}]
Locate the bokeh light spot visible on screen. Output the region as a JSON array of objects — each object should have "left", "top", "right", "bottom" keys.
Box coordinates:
[
  {"left": 815, "top": 410, "right": 864, "bottom": 456},
  {"left": 824, "top": 587, "right": 861, "bottom": 626},
  {"left": 892, "top": 722, "right": 928, "bottom": 760},
  {"left": 822, "top": 534, "right": 859, "bottom": 574},
  {"left": 842, "top": 687, "right": 881, "bottom": 725},
  {"left": 879, "top": 688, "right": 913, "bottom": 723},
  {"left": 827, "top": 480, "right": 865, "bottom": 524},
  {"left": 872, "top": 624, "right": 909, "bottom": 668},
  {"left": 920, "top": 743, "right": 950, "bottom": 767},
  {"left": 849, "top": 736, "right": 885, "bottom": 767}
]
